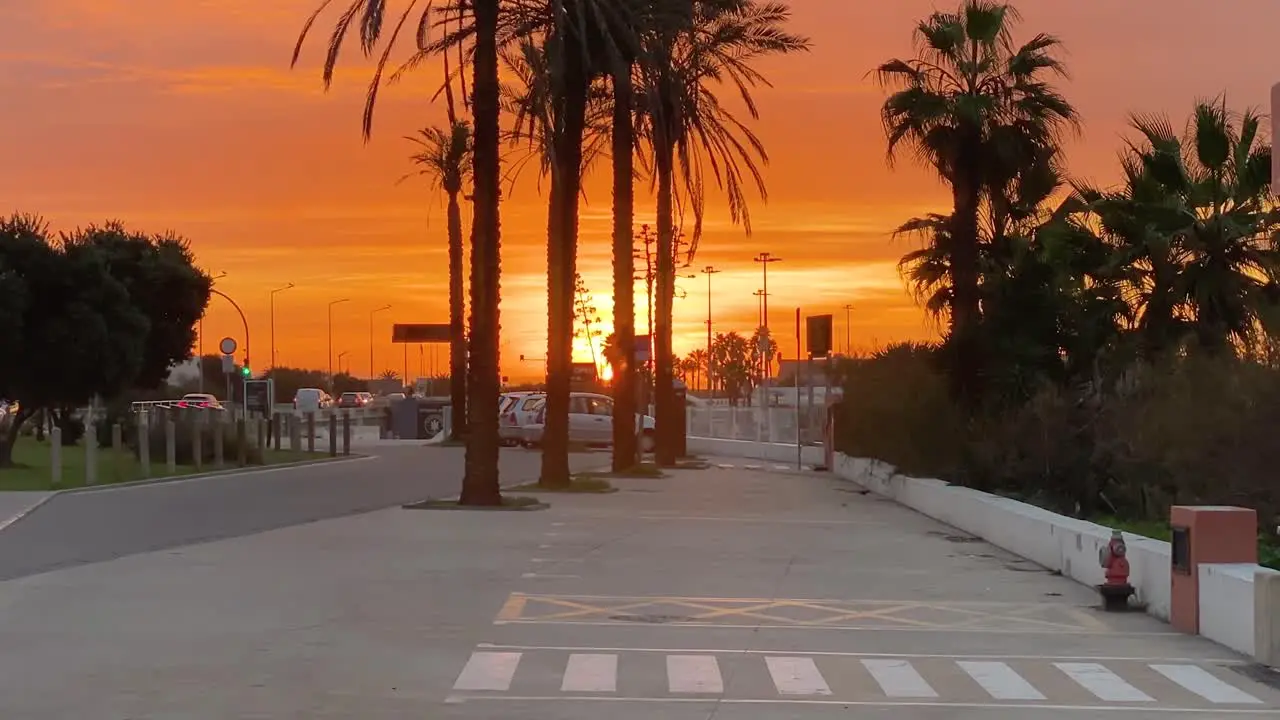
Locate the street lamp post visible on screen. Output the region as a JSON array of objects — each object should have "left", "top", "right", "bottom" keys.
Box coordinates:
[
  {"left": 701, "top": 266, "right": 720, "bottom": 395},
  {"left": 753, "top": 253, "right": 782, "bottom": 381},
  {"left": 337, "top": 351, "right": 349, "bottom": 377},
  {"left": 369, "top": 304, "right": 391, "bottom": 380},
  {"left": 328, "top": 298, "right": 351, "bottom": 389},
  {"left": 270, "top": 282, "right": 295, "bottom": 369},
  {"left": 843, "top": 303, "right": 853, "bottom": 355},
  {"left": 199, "top": 271, "right": 228, "bottom": 394}
]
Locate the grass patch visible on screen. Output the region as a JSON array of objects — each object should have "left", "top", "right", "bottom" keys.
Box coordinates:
[
  {"left": 0, "top": 440, "right": 329, "bottom": 492},
  {"left": 402, "top": 495, "right": 547, "bottom": 511},
  {"left": 575, "top": 462, "right": 667, "bottom": 480},
  {"left": 509, "top": 477, "right": 617, "bottom": 494}
]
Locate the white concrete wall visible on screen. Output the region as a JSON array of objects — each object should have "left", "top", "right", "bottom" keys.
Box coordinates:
[
  {"left": 687, "top": 436, "right": 825, "bottom": 466},
  {"left": 833, "top": 454, "right": 1172, "bottom": 621},
  {"left": 1199, "top": 564, "right": 1263, "bottom": 656}
]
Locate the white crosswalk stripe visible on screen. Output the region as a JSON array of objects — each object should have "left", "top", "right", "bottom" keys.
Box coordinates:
[
  {"left": 957, "top": 660, "right": 1046, "bottom": 701},
  {"left": 1055, "top": 662, "right": 1154, "bottom": 702},
  {"left": 450, "top": 649, "right": 1275, "bottom": 708},
  {"left": 562, "top": 653, "right": 617, "bottom": 692},
  {"left": 861, "top": 658, "right": 939, "bottom": 698},
  {"left": 765, "top": 656, "right": 832, "bottom": 696},
  {"left": 667, "top": 655, "right": 723, "bottom": 693},
  {"left": 1150, "top": 664, "right": 1263, "bottom": 704}
]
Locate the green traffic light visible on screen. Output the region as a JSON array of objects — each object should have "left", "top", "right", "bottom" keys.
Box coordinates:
[{"left": 241, "top": 367, "right": 251, "bottom": 377}]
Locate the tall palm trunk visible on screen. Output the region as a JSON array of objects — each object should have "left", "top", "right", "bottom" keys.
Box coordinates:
[
  {"left": 460, "top": 0, "right": 502, "bottom": 506},
  {"left": 949, "top": 151, "right": 983, "bottom": 411},
  {"left": 446, "top": 189, "right": 467, "bottom": 440},
  {"left": 610, "top": 61, "right": 638, "bottom": 471},
  {"left": 539, "top": 49, "right": 590, "bottom": 489},
  {"left": 654, "top": 136, "right": 678, "bottom": 466}
]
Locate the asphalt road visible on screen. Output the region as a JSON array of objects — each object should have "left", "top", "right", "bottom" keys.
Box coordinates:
[{"left": 0, "top": 445, "right": 605, "bottom": 582}]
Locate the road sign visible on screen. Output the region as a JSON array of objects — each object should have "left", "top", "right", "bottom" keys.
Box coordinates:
[
  {"left": 219, "top": 337, "right": 237, "bottom": 355},
  {"left": 570, "top": 363, "right": 598, "bottom": 385},
  {"left": 220, "top": 353, "right": 235, "bottom": 373},
  {"left": 1272, "top": 83, "right": 1279, "bottom": 196},
  {"left": 633, "top": 335, "right": 651, "bottom": 362},
  {"left": 392, "top": 323, "right": 451, "bottom": 343},
  {"left": 244, "top": 379, "right": 272, "bottom": 416},
  {"left": 806, "top": 314, "right": 833, "bottom": 358}
]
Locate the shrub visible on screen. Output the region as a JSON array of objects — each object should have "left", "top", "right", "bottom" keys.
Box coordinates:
[{"left": 834, "top": 342, "right": 967, "bottom": 479}]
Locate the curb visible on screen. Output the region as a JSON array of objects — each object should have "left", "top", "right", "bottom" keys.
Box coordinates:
[{"left": 0, "top": 454, "right": 374, "bottom": 534}]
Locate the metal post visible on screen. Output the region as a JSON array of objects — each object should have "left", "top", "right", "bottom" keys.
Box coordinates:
[
  {"left": 236, "top": 419, "right": 247, "bottom": 466},
  {"left": 843, "top": 303, "right": 853, "bottom": 356},
  {"left": 342, "top": 412, "right": 351, "bottom": 456},
  {"left": 795, "top": 308, "right": 802, "bottom": 470},
  {"left": 273, "top": 413, "right": 282, "bottom": 451},
  {"left": 214, "top": 420, "right": 225, "bottom": 468},
  {"left": 702, "top": 265, "right": 719, "bottom": 398},
  {"left": 50, "top": 427, "right": 62, "bottom": 486},
  {"left": 307, "top": 412, "right": 316, "bottom": 452},
  {"left": 270, "top": 282, "right": 294, "bottom": 369},
  {"left": 138, "top": 413, "right": 151, "bottom": 478},
  {"left": 192, "top": 416, "right": 203, "bottom": 472},
  {"left": 328, "top": 413, "right": 338, "bottom": 457},
  {"left": 165, "top": 419, "right": 177, "bottom": 475},
  {"left": 84, "top": 402, "right": 97, "bottom": 486}
]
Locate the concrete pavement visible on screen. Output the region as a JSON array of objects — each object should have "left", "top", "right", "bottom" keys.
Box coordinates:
[
  {"left": 0, "top": 444, "right": 600, "bottom": 581},
  {"left": 0, "top": 459, "right": 1276, "bottom": 718}
]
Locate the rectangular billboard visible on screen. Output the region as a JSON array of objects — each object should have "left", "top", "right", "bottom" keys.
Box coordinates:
[{"left": 392, "top": 323, "right": 451, "bottom": 343}]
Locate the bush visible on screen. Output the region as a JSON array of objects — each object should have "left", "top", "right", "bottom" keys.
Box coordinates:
[
  {"left": 834, "top": 342, "right": 967, "bottom": 479},
  {"left": 834, "top": 342, "right": 1280, "bottom": 539}
]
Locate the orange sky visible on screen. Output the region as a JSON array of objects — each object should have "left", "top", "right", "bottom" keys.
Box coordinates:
[{"left": 2, "top": 0, "right": 1278, "bottom": 381}]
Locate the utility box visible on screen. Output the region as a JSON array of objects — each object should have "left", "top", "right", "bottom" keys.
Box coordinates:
[{"left": 390, "top": 397, "right": 451, "bottom": 439}]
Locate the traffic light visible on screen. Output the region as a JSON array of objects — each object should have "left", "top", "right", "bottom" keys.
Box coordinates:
[{"left": 241, "top": 365, "right": 251, "bottom": 378}]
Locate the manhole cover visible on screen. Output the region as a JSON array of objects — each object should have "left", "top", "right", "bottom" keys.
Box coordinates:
[{"left": 609, "top": 614, "right": 692, "bottom": 624}]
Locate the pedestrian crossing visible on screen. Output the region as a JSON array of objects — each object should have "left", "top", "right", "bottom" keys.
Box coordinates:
[{"left": 449, "top": 648, "right": 1277, "bottom": 708}]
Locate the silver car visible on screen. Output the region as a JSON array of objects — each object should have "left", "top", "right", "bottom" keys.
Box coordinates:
[
  {"left": 521, "top": 392, "right": 656, "bottom": 453},
  {"left": 499, "top": 392, "right": 545, "bottom": 446}
]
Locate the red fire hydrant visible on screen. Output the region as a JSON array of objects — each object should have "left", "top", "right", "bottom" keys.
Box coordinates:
[{"left": 1098, "top": 530, "right": 1135, "bottom": 611}]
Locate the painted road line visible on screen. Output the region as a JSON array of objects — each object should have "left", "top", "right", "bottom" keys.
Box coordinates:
[
  {"left": 667, "top": 655, "right": 723, "bottom": 694},
  {"left": 956, "top": 660, "right": 1046, "bottom": 701},
  {"left": 562, "top": 654, "right": 618, "bottom": 693},
  {"left": 1056, "top": 662, "right": 1154, "bottom": 702},
  {"left": 765, "top": 656, "right": 832, "bottom": 696},
  {"left": 1149, "top": 664, "right": 1263, "bottom": 704},
  {"left": 861, "top": 659, "right": 938, "bottom": 698},
  {"left": 453, "top": 652, "right": 522, "bottom": 691}
]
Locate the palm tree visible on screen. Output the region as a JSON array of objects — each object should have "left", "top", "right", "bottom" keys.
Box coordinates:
[
  {"left": 639, "top": 0, "right": 809, "bottom": 465},
  {"left": 403, "top": 121, "right": 473, "bottom": 440},
  {"left": 1079, "top": 99, "right": 1278, "bottom": 358},
  {"left": 292, "top": 0, "right": 505, "bottom": 504},
  {"left": 876, "top": 0, "right": 1077, "bottom": 409}
]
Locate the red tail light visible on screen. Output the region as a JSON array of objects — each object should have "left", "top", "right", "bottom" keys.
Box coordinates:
[{"left": 176, "top": 401, "right": 189, "bottom": 408}]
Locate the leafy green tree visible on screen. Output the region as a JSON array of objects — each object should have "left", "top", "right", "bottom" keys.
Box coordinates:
[
  {"left": 0, "top": 214, "right": 148, "bottom": 465},
  {"left": 876, "top": 0, "right": 1077, "bottom": 408},
  {"left": 61, "top": 222, "right": 212, "bottom": 390},
  {"left": 711, "top": 331, "right": 753, "bottom": 405}
]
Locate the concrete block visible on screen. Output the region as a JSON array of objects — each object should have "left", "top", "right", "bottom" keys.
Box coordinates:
[{"left": 1255, "top": 569, "right": 1280, "bottom": 667}]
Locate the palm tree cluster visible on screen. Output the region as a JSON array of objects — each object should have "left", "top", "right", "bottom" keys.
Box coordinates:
[
  {"left": 878, "top": 0, "right": 1278, "bottom": 415},
  {"left": 293, "top": 0, "right": 809, "bottom": 501}
]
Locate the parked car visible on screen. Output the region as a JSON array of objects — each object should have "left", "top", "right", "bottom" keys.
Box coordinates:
[
  {"left": 293, "top": 388, "right": 333, "bottom": 413},
  {"left": 177, "top": 393, "right": 224, "bottom": 410},
  {"left": 336, "top": 391, "right": 373, "bottom": 409},
  {"left": 520, "top": 392, "right": 655, "bottom": 452},
  {"left": 500, "top": 392, "right": 545, "bottom": 446}
]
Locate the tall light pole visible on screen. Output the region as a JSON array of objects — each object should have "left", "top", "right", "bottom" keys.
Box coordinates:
[
  {"left": 337, "top": 351, "right": 349, "bottom": 377},
  {"left": 843, "top": 303, "right": 853, "bottom": 355},
  {"left": 753, "top": 253, "right": 782, "bottom": 375},
  {"left": 701, "top": 265, "right": 720, "bottom": 395},
  {"left": 199, "top": 271, "right": 227, "bottom": 393},
  {"left": 328, "top": 298, "right": 350, "bottom": 389},
  {"left": 369, "top": 304, "right": 391, "bottom": 379},
  {"left": 270, "top": 282, "right": 295, "bottom": 369}
]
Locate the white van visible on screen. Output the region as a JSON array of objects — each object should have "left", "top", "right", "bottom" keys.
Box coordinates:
[{"left": 293, "top": 388, "right": 332, "bottom": 413}]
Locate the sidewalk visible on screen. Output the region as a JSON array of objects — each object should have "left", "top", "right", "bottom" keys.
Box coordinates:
[
  {"left": 0, "top": 460, "right": 1275, "bottom": 719},
  {"left": 0, "top": 491, "right": 53, "bottom": 531}
]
